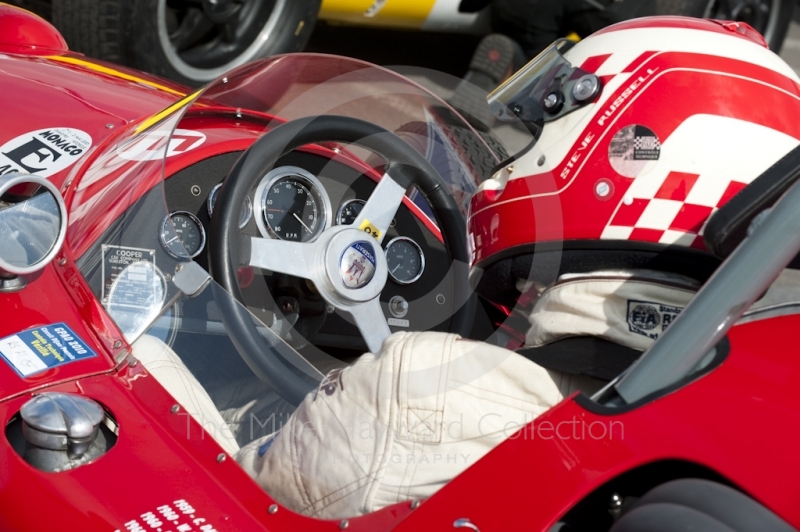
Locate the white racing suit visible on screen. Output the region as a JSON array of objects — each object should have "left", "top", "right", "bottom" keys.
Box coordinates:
[
  {"left": 236, "top": 331, "right": 600, "bottom": 518},
  {"left": 139, "top": 269, "right": 776, "bottom": 519},
  {"left": 232, "top": 270, "right": 703, "bottom": 518}
]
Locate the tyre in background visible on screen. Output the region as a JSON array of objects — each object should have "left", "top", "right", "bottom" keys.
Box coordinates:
[
  {"left": 610, "top": 479, "right": 797, "bottom": 532},
  {"left": 656, "top": 0, "right": 794, "bottom": 53},
  {"left": 53, "top": 0, "right": 321, "bottom": 86}
]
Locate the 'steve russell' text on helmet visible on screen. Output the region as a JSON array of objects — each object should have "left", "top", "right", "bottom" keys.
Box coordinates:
[{"left": 469, "top": 17, "right": 800, "bottom": 306}]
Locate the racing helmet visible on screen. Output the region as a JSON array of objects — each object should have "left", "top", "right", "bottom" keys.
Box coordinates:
[{"left": 469, "top": 16, "right": 800, "bottom": 311}]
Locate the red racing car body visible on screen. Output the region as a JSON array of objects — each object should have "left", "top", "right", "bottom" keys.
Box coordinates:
[{"left": 0, "top": 6, "right": 799, "bottom": 532}]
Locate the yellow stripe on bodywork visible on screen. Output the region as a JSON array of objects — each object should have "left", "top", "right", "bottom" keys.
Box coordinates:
[
  {"left": 1, "top": 1, "right": 38, "bottom": 17},
  {"left": 134, "top": 90, "right": 202, "bottom": 133},
  {"left": 44, "top": 54, "right": 199, "bottom": 133},
  {"left": 320, "top": 0, "right": 436, "bottom": 28},
  {"left": 45, "top": 55, "right": 186, "bottom": 96}
]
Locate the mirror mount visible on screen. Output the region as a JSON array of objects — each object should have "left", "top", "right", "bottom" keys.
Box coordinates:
[
  {"left": 0, "top": 275, "right": 27, "bottom": 293},
  {"left": 0, "top": 174, "right": 68, "bottom": 288}
]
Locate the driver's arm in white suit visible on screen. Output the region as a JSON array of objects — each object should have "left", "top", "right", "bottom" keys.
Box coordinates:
[{"left": 236, "top": 331, "right": 600, "bottom": 519}]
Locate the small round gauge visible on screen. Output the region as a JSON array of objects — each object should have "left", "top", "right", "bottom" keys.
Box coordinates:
[
  {"left": 336, "top": 198, "right": 366, "bottom": 225},
  {"left": 385, "top": 237, "right": 425, "bottom": 285},
  {"left": 160, "top": 211, "right": 206, "bottom": 259},
  {"left": 261, "top": 174, "right": 326, "bottom": 242},
  {"left": 207, "top": 183, "right": 252, "bottom": 228}
]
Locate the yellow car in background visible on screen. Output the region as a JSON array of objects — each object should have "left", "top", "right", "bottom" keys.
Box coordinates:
[
  {"left": 11, "top": 0, "right": 793, "bottom": 86},
  {"left": 319, "top": 0, "right": 793, "bottom": 50},
  {"left": 11, "top": 0, "right": 494, "bottom": 86},
  {"left": 320, "top": 0, "right": 490, "bottom": 32}
]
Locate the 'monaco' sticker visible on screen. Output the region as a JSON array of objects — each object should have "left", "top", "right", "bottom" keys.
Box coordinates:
[{"left": 0, "top": 128, "right": 92, "bottom": 177}]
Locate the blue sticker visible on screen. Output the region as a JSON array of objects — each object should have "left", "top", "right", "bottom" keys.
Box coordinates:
[
  {"left": 257, "top": 437, "right": 275, "bottom": 457},
  {"left": 0, "top": 323, "right": 98, "bottom": 377}
]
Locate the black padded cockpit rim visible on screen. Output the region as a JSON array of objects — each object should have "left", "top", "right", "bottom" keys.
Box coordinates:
[
  {"left": 704, "top": 144, "right": 800, "bottom": 260},
  {"left": 474, "top": 240, "right": 720, "bottom": 307}
]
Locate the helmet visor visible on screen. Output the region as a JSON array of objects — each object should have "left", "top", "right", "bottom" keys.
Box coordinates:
[{"left": 488, "top": 39, "right": 601, "bottom": 127}]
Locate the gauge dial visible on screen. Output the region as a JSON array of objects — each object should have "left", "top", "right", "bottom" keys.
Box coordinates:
[
  {"left": 160, "top": 211, "right": 206, "bottom": 259},
  {"left": 385, "top": 237, "right": 425, "bottom": 285},
  {"left": 336, "top": 198, "right": 366, "bottom": 225},
  {"left": 262, "top": 175, "right": 326, "bottom": 242},
  {"left": 207, "top": 183, "right": 252, "bottom": 228}
]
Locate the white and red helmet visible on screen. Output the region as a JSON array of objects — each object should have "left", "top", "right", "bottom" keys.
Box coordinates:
[{"left": 469, "top": 16, "right": 800, "bottom": 304}]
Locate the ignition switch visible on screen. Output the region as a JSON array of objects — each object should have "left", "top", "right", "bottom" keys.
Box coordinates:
[{"left": 389, "top": 295, "right": 409, "bottom": 318}]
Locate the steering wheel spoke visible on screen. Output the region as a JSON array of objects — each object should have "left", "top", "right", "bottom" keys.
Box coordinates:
[
  {"left": 210, "top": 115, "right": 474, "bottom": 405},
  {"left": 352, "top": 172, "right": 407, "bottom": 244},
  {"left": 249, "top": 235, "right": 315, "bottom": 279},
  {"left": 348, "top": 298, "right": 392, "bottom": 353}
]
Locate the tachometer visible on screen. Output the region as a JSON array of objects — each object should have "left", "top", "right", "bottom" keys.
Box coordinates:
[
  {"left": 160, "top": 211, "right": 206, "bottom": 259},
  {"left": 256, "top": 167, "right": 331, "bottom": 242},
  {"left": 385, "top": 237, "right": 425, "bottom": 285}
]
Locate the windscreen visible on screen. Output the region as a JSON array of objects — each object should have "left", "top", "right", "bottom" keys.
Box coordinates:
[{"left": 68, "top": 54, "right": 534, "bottom": 462}]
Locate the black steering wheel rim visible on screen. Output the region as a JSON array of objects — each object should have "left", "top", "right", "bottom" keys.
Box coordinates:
[{"left": 209, "top": 115, "right": 475, "bottom": 405}]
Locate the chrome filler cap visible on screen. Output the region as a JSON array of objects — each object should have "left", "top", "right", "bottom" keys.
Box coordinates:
[{"left": 21, "top": 392, "right": 104, "bottom": 456}]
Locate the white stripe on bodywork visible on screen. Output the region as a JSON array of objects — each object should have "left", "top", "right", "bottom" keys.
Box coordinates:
[{"left": 421, "top": 0, "right": 490, "bottom": 33}]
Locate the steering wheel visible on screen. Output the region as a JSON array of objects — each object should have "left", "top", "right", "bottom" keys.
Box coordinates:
[{"left": 209, "top": 115, "right": 474, "bottom": 404}]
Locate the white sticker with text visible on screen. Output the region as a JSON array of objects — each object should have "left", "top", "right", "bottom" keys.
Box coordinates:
[
  {"left": 115, "top": 499, "right": 218, "bottom": 532},
  {"left": 0, "top": 127, "right": 91, "bottom": 177}
]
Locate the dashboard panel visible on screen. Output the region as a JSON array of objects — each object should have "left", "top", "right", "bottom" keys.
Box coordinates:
[{"left": 161, "top": 149, "right": 456, "bottom": 353}]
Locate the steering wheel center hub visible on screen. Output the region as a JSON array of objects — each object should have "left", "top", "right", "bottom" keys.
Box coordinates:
[
  {"left": 321, "top": 228, "right": 387, "bottom": 303},
  {"left": 339, "top": 240, "right": 377, "bottom": 289}
]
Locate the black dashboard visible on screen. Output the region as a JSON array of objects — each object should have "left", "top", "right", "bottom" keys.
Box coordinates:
[{"left": 161, "top": 149, "right": 456, "bottom": 353}]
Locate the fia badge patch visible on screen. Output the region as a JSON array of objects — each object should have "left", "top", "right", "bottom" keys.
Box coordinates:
[
  {"left": 627, "top": 300, "right": 682, "bottom": 340},
  {"left": 609, "top": 125, "right": 661, "bottom": 178},
  {"left": 0, "top": 128, "right": 92, "bottom": 177},
  {"left": 0, "top": 323, "right": 98, "bottom": 377}
]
